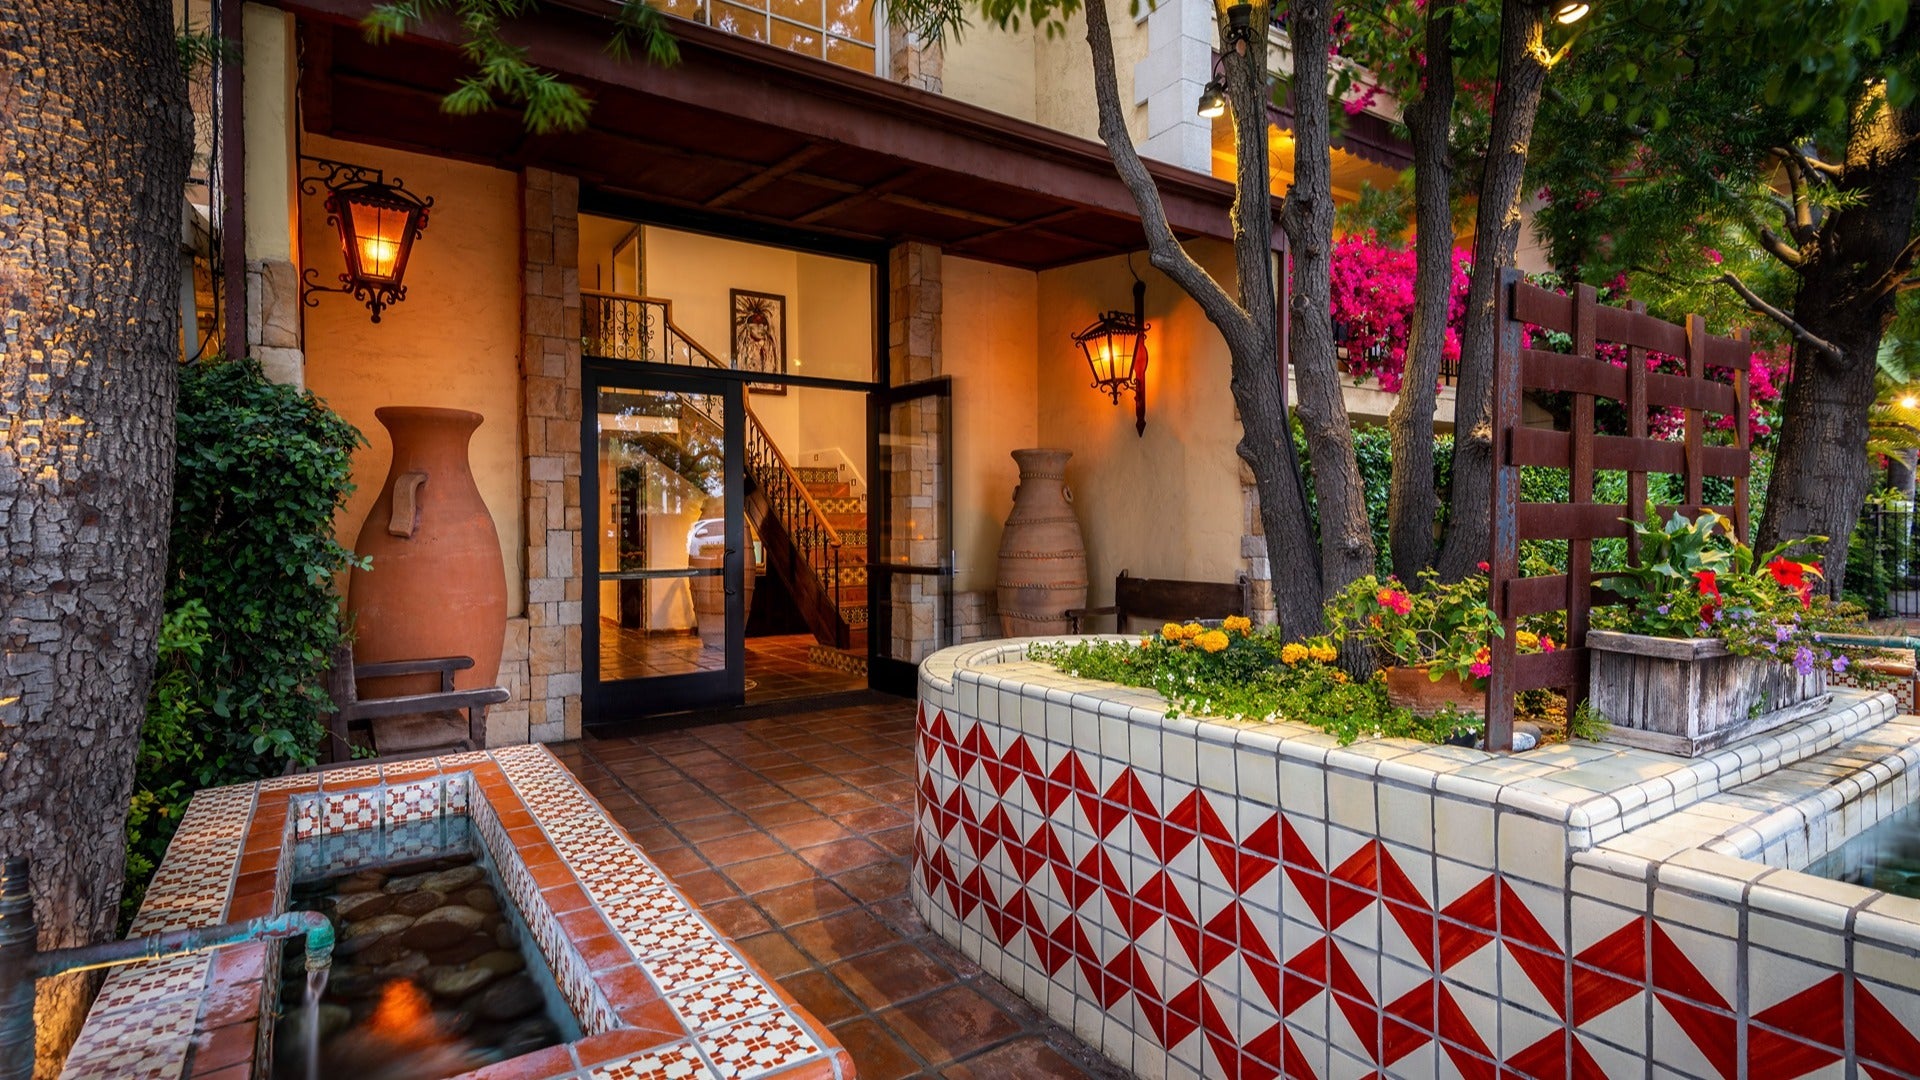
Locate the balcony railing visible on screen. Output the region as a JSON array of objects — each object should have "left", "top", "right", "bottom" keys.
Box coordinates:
[{"left": 582, "top": 291, "right": 724, "bottom": 370}]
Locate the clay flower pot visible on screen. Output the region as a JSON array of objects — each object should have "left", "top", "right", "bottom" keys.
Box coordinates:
[
  {"left": 996, "top": 449, "right": 1088, "bottom": 637},
  {"left": 347, "top": 407, "right": 507, "bottom": 696},
  {"left": 1382, "top": 665, "right": 1486, "bottom": 719}
]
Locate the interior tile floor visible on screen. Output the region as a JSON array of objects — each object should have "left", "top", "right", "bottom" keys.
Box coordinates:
[
  {"left": 598, "top": 627, "right": 866, "bottom": 703},
  {"left": 551, "top": 700, "right": 1127, "bottom": 1080}
]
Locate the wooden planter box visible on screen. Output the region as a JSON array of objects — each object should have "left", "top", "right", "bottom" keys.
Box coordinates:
[{"left": 1587, "top": 630, "right": 1830, "bottom": 757}]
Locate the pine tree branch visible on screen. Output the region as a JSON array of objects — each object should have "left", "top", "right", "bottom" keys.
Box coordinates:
[
  {"left": 1865, "top": 234, "right": 1920, "bottom": 303},
  {"left": 1080, "top": 0, "right": 1248, "bottom": 336},
  {"left": 1716, "top": 270, "right": 1842, "bottom": 361},
  {"left": 1776, "top": 144, "right": 1843, "bottom": 179}
]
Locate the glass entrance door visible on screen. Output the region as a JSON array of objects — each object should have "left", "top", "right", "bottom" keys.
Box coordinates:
[
  {"left": 868, "top": 377, "right": 953, "bottom": 694},
  {"left": 584, "top": 364, "right": 746, "bottom": 719}
]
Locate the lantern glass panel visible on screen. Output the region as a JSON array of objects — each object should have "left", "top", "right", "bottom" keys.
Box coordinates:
[{"left": 341, "top": 196, "right": 413, "bottom": 284}]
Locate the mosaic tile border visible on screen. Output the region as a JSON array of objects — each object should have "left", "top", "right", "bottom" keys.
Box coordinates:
[{"left": 62, "top": 749, "right": 852, "bottom": 1080}]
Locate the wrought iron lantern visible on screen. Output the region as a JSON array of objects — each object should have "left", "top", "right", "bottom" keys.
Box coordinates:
[
  {"left": 1071, "top": 266, "right": 1151, "bottom": 436},
  {"left": 300, "top": 157, "right": 433, "bottom": 323}
]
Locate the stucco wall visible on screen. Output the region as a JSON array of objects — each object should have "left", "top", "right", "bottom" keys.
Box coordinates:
[
  {"left": 300, "top": 133, "right": 527, "bottom": 616},
  {"left": 939, "top": 23, "right": 1038, "bottom": 123},
  {"left": 1033, "top": 10, "right": 1152, "bottom": 145},
  {"left": 943, "top": 257, "right": 1040, "bottom": 594},
  {"left": 1034, "top": 242, "right": 1244, "bottom": 606}
]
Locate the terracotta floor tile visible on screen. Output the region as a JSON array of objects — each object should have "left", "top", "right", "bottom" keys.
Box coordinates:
[
  {"left": 880, "top": 986, "right": 1024, "bottom": 1067},
  {"left": 838, "top": 805, "right": 913, "bottom": 832},
  {"left": 833, "top": 861, "right": 911, "bottom": 904},
  {"left": 940, "top": 1037, "right": 1108, "bottom": 1080},
  {"left": 737, "top": 931, "right": 812, "bottom": 979},
  {"left": 701, "top": 898, "right": 774, "bottom": 939},
  {"left": 770, "top": 817, "right": 855, "bottom": 850},
  {"left": 779, "top": 970, "right": 866, "bottom": 1027},
  {"left": 723, "top": 852, "right": 816, "bottom": 893},
  {"left": 755, "top": 880, "right": 859, "bottom": 926},
  {"left": 830, "top": 943, "right": 958, "bottom": 1011},
  {"left": 829, "top": 1017, "right": 926, "bottom": 1080},
  {"left": 698, "top": 831, "right": 786, "bottom": 866},
  {"left": 650, "top": 846, "right": 710, "bottom": 877},
  {"left": 675, "top": 813, "right": 756, "bottom": 842},
  {"left": 673, "top": 869, "right": 741, "bottom": 906},
  {"left": 797, "top": 837, "right": 891, "bottom": 876},
  {"left": 811, "top": 791, "right": 882, "bottom": 816},
  {"left": 789, "top": 908, "right": 899, "bottom": 964},
  {"left": 742, "top": 802, "right": 826, "bottom": 827}
]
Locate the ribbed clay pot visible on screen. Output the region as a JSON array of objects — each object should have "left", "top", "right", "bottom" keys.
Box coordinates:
[
  {"left": 1381, "top": 665, "right": 1487, "bottom": 719},
  {"left": 347, "top": 407, "right": 507, "bottom": 696},
  {"left": 996, "top": 449, "right": 1088, "bottom": 637}
]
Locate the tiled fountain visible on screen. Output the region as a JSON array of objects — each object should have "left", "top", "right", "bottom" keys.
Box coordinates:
[
  {"left": 914, "top": 639, "right": 1920, "bottom": 1080},
  {"left": 61, "top": 744, "right": 852, "bottom": 1080}
]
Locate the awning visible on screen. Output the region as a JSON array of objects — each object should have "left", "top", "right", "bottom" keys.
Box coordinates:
[{"left": 285, "top": 0, "right": 1263, "bottom": 269}]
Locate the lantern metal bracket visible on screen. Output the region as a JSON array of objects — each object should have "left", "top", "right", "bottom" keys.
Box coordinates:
[{"left": 298, "top": 155, "right": 433, "bottom": 323}]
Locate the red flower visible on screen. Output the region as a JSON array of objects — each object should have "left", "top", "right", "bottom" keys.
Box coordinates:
[
  {"left": 1477, "top": 561, "right": 1491, "bottom": 572},
  {"left": 1768, "top": 558, "right": 1814, "bottom": 608},
  {"left": 1694, "top": 570, "right": 1719, "bottom": 599}
]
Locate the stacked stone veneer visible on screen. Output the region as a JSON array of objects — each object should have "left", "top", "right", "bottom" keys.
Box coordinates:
[
  {"left": 518, "top": 168, "right": 584, "bottom": 742},
  {"left": 884, "top": 242, "right": 947, "bottom": 663},
  {"left": 915, "top": 640, "right": 1920, "bottom": 1080}
]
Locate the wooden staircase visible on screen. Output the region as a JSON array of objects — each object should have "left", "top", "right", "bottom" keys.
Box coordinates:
[{"left": 793, "top": 466, "right": 867, "bottom": 651}]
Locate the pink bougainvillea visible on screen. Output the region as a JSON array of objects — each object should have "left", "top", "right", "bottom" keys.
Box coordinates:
[
  {"left": 1327, "top": 232, "right": 1471, "bottom": 393},
  {"left": 1326, "top": 233, "right": 1785, "bottom": 439}
]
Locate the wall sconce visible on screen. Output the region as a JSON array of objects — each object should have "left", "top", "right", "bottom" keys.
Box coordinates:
[
  {"left": 1072, "top": 261, "right": 1150, "bottom": 436},
  {"left": 300, "top": 157, "right": 433, "bottom": 323},
  {"left": 1196, "top": 3, "right": 1258, "bottom": 117}
]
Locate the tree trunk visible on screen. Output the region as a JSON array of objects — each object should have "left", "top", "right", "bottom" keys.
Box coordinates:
[
  {"left": 1077, "top": 0, "right": 1327, "bottom": 636},
  {"left": 1435, "top": 0, "right": 1550, "bottom": 581},
  {"left": 0, "top": 1, "right": 191, "bottom": 1073},
  {"left": 1283, "top": 0, "right": 1378, "bottom": 603},
  {"left": 1387, "top": 0, "right": 1456, "bottom": 582},
  {"left": 1756, "top": 91, "right": 1920, "bottom": 594}
]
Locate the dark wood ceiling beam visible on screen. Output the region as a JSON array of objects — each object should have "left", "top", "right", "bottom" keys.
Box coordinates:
[
  {"left": 794, "top": 170, "right": 915, "bottom": 224},
  {"left": 706, "top": 143, "right": 832, "bottom": 207}
]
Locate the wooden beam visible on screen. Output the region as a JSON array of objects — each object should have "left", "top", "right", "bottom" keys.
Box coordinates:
[
  {"left": 795, "top": 169, "right": 914, "bottom": 224},
  {"left": 706, "top": 143, "right": 832, "bottom": 207}
]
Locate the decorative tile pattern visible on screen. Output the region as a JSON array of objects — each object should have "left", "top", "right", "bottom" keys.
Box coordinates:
[
  {"left": 669, "top": 972, "right": 782, "bottom": 1031},
  {"left": 588, "top": 1040, "right": 717, "bottom": 1080},
  {"left": 59, "top": 1002, "right": 196, "bottom": 1080},
  {"left": 913, "top": 677, "right": 1920, "bottom": 1080},
  {"left": 697, "top": 1011, "right": 821, "bottom": 1079},
  {"left": 321, "top": 790, "right": 378, "bottom": 833},
  {"left": 87, "top": 955, "right": 210, "bottom": 1014},
  {"left": 383, "top": 777, "right": 441, "bottom": 825}
]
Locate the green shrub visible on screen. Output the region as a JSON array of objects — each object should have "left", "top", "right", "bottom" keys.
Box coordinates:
[{"left": 126, "top": 358, "right": 365, "bottom": 916}]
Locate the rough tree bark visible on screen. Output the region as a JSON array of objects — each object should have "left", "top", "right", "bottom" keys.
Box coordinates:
[
  {"left": 1387, "top": 0, "right": 1456, "bottom": 581},
  {"left": 0, "top": 0, "right": 191, "bottom": 1073},
  {"left": 1079, "top": 0, "right": 1330, "bottom": 635},
  {"left": 1281, "top": 0, "right": 1379, "bottom": 602},
  {"left": 1436, "top": 0, "right": 1551, "bottom": 581},
  {"left": 1753, "top": 90, "right": 1920, "bottom": 592}
]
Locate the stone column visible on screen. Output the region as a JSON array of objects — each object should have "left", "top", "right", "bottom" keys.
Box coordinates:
[
  {"left": 1241, "top": 461, "right": 1277, "bottom": 626},
  {"left": 1132, "top": 0, "right": 1219, "bottom": 173},
  {"left": 888, "top": 24, "right": 943, "bottom": 93},
  {"left": 520, "top": 168, "right": 584, "bottom": 742},
  {"left": 241, "top": 4, "right": 304, "bottom": 385}
]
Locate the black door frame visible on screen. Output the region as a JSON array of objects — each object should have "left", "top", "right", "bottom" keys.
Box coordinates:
[
  {"left": 582, "top": 362, "right": 748, "bottom": 720},
  {"left": 867, "top": 376, "right": 954, "bottom": 696}
]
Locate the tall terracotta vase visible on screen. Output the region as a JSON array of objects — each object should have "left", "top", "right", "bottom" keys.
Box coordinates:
[
  {"left": 347, "top": 407, "right": 508, "bottom": 695},
  {"left": 997, "top": 449, "right": 1089, "bottom": 637}
]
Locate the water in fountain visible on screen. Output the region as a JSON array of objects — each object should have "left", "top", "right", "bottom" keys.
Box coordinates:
[
  {"left": 272, "top": 817, "right": 580, "bottom": 1078},
  {"left": 1806, "top": 797, "right": 1920, "bottom": 898}
]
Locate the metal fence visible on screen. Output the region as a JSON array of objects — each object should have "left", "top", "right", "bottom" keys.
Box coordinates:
[{"left": 1849, "top": 504, "right": 1920, "bottom": 617}]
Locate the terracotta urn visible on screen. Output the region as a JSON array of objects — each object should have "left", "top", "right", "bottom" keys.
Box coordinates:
[
  {"left": 1381, "top": 665, "right": 1487, "bottom": 719},
  {"left": 347, "top": 407, "right": 507, "bottom": 696},
  {"left": 996, "top": 449, "right": 1089, "bottom": 637},
  {"left": 689, "top": 496, "right": 754, "bottom": 650}
]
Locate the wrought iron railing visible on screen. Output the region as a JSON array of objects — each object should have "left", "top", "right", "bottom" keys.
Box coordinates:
[
  {"left": 582, "top": 291, "right": 725, "bottom": 369},
  {"left": 745, "top": 410, "right": 845, "bottom": 620},
  {"left": 585, "top": 291, "right": 849, "bottom": 630},
  {"left": 1849, "top": 503, "right": 1920, "bottom": 617}
]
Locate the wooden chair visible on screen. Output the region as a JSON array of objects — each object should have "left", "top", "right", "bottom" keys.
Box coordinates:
[
  {"left": 322, "top": 646, "right": 510, "bottom": 763},
  {"left": 1066, "top": 570, "right": 1252, "bottom": 634}
]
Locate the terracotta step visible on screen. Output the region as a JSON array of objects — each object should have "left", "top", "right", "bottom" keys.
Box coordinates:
[
  {"left": 846, "top": 627, "right": 868, "bottom": 651},
  {"left": 834, "top": 586, "right": 868, "bottom": 606},
  {"left": 804, "top": 480, "right": 853, "bottom": 499},
  {"left": 794, "top": 466, "right": 840, "bottom": 484}
]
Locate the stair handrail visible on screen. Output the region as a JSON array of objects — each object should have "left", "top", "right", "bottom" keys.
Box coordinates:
[{"left": 743, "top": 405, "right": 844, "bottom": 551}]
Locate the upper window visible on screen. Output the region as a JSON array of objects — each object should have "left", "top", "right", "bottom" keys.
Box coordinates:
[{"left": 658, "top": 0, "right": 877, "bottom": 73}]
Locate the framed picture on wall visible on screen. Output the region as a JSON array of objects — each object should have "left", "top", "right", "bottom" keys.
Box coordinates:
[{"left": 730, "top": 289, "right": 787, "bottom": 394}]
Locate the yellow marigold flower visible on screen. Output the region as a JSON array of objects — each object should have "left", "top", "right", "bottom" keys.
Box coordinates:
[
  {"left": 1222, "top": 615, "right": 1252, "bottom": 633},
  {"left": 1516, "top": 630, "right": 1540, "bottom": 649},
  {"left": 1309, "top": 644, "right": 1338, "bottom": 663},
  {"left": 1333, "top": 670, "right": 1349, "bottom": 683},
  {"left": 1198, "top": 630, "right": 1231, "bottom": 653},
  {"left": 1280, "top": 642, "right": 1309, "bottom": 665},
  {"left": 1161, "top": 623, "right": 1185, "bottom": 641},
  {"left": 1183, "top": 622, "right": 1205, "bottom": 639}
]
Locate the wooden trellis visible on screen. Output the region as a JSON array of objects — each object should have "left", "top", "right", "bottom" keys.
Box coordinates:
[{"left": 1486, "top": 269, "right": 1753, "bottom": 751}]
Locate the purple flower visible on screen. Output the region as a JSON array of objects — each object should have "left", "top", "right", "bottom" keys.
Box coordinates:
[
  {"left": 1793, "top": 646, "right": 1816, "bottom": 677},
  {"left": 1832, "top": 654, "right": 1850, "bottom": 674},
  {"left": 1698, "top": 621, "right": 1712, "bottom": 635},
  {"left": 1774, "top": 623, "right": 1793, "bottom": 642},
  {"left": 1656, "top": 604, "right": 1670, "bottom": 615}
]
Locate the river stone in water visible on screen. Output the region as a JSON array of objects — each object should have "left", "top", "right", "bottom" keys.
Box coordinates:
[
  {"left": 402, "top": 904, "right": 486, "bottom": 951},
  {"left": 427, "top": 933, "right": 496, "bottom": 967},
  {"left": 372, "top": 952, "right": 430, "bottom": 978},
  {"left": 425, "top": 964, "right": 498, "bottom": 1000},
  {"left": 392, "top": 889, "right": 448, "bottom": 917},
  {"left": 470, "top": 949, "right": 525, "bottom": 977},
  {"left": 461, "top": 887, "right": 499, "bottom": 914},
  {"left": 334, "top": 891, "right": 395, "bottom": 922},
  {"left": 335, "top": 871, "right": 386, "bottom": 895},
  {"left": 423, "top": 865, "right": 485, "bottom": 893},
  {"left": 497, "top": 1017, "right": 559, "bottom": 1058},
  {"left": 317, "top": 1003, "right": 353, "bottom": 1040},
  {"left": 474, "top": 974, "right": 542, "bottom": 1023}
]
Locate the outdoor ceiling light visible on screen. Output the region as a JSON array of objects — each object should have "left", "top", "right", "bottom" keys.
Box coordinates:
[
  {"left": 1197, "top": 80, "right": 1228, "bottom": 118},
  {"left": 300, "top": 157, "right": 434, "bottom": 323},
  {"left": 1072, "top": 261, "right": 1151, "bottom": 436},
  {"left": 1553, "top": 1, "right": 1591, "bottom": 24}
]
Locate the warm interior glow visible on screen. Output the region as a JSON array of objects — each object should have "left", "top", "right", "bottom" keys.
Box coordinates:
[
  {"left": 352, "top": 202, "right": 409, "bottom": 281},
  {"left": 1554, "top": 1, "right": 1590, "bottom": 24},
  {"left": 1089, "top": 340, "right": 1124, "bottom": 385}
]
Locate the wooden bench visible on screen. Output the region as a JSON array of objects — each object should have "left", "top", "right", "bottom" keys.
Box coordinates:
[
  {"left": 322, "top": 646, "right": 510, "bottom": 763},
  {"left": 1065, "top": 569, "right": 1252, "bottom": 634}
]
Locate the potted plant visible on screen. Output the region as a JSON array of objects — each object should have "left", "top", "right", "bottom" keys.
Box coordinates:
[
  {"left": 1589, "top": 506, "right": 1864, "bottom": 756},
  {"left": 1326, "top": 572, "right": 1511, "bottom": 720}
]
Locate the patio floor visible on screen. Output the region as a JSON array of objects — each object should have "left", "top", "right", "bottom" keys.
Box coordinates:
[{"left": 551, "top": 699, "right": 1128, "bottom": 1080}]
